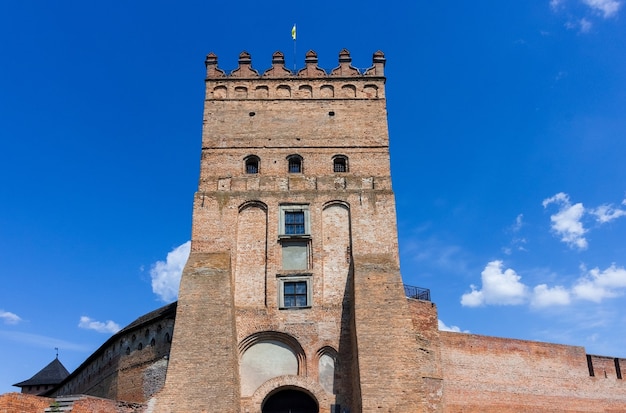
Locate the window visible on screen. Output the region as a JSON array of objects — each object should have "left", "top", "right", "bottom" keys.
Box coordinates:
[
  {"left": 284, "top": 281, "right": 307, "bottom": 307},
  {"left": 245, "top": 155, "right": 259, "bottom": 174},
  {"left": 284, "top": 211, "right": 305, "bottom": 235},
  {"left": 287, "top": 155, "right": 302, "bottom": 173},
  {"left": 333, "top": 155, "right": 348, "bottom": 172},
  {"left": 279, "top": 205, "right": 310, "bottom": 237},
  {"left": 278, "top": 275, "right": 312, "bottom": 309}
]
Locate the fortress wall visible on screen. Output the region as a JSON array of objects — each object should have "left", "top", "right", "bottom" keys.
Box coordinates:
[
  {"left": 439, "top": 331, "right": 626, "bottom": 412},
  {"left": 52, "top": 308, "right": 175, "bottom": 403},
  {"left": 407, "top": 298, "right": 443, "bottom": 413}
]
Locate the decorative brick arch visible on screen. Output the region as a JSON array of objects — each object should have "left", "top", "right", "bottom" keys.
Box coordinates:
[
  {"left": 249, "top": 377, "right": 331, "bottom": 413},
  {"left": 238, "top": 200, "right": 268, "bottom": 213}
]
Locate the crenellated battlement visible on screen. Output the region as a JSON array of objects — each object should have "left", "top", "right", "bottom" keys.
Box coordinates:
[
  {"left": 205, "top": 49, "right": 385, "bottom": 100},
  {"left": 206, "top": 49, "right": 385, "bottom": 79}
]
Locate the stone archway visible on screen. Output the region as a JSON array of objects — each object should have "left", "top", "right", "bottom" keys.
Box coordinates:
[{"left": 262, "top": 388, "right": 318, "bottom": 413}]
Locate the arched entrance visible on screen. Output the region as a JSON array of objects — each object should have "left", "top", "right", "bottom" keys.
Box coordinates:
[{"left": 262, "top": 388, "right": 319, "bottom": 413}]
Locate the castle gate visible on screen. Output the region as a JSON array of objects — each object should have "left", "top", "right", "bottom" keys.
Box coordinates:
[{"left": 262, "top": 388, "right": 318, "bottom": 413}]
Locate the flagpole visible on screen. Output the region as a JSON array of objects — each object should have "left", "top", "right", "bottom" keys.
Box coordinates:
[{"left": 292, "top": 24, "right": 297, "bottom": 72}]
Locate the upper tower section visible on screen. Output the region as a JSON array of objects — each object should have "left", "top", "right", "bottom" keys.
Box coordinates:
[{"left": 200, "top": 50, "right": 390, "bottom": 183}]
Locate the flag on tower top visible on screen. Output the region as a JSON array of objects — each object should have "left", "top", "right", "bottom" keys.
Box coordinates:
[{"left": 291, "top": 24, "right": 296, "bottom": 40}]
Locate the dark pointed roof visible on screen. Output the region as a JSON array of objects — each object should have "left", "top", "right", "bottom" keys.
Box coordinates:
[{"left": 13, "top": 357, "right": 70, "bottom": 387}]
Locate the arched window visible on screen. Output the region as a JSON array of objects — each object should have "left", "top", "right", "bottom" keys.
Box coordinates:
[
  {"left": 287, "top": 155, "right": 302, "bottom": 173},
  {"left": 333, "top": 155, "right": 348, "bottom": 173},
  {"left": 245, "top": 155, "right": 260, "bottom": 174}
]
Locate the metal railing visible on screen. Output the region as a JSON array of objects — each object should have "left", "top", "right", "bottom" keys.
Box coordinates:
[{"left": 404, "top": 284, "right": 431, "bottom": 301}]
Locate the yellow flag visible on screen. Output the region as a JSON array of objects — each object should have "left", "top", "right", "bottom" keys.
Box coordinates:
[{"left": 291, "top": 24, "right": 296, "bottom": 40}]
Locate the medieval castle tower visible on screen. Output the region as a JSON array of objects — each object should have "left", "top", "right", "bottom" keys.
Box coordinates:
[
  {"left": 6, "top": 49, "right": 625, "bottom": 413},
  {"left": 155, "top": 49, "right": 427, "bottom": 413}
]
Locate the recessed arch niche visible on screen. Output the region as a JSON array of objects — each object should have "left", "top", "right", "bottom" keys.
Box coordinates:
[{"left": 239, "top": 332, "right": 305, "bottom": 397}]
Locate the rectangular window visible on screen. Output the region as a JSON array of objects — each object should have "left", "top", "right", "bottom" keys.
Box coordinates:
[
  {"left": 284, "top": 281, "right": 308, "bottom": 307},
  {"left": 279, "top": 205, "right": 310, "bottom": 237},
  {"left": 284, "top": 211, "right": 305, "bottom": 235},
  {"left": 278, "top": 275, "right": 312, "bottom": 309},
  {"left": 246, "top": 163, "right": 258, "bottom": 174}
]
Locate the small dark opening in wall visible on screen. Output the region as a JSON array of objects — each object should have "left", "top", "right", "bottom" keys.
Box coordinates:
[
  {"left": 138, "top": 343, "right": 143, "bottom": 350},
  {"left": 329, "top": 111, "right": 335, "bottom": 116},
  {"left": 616, "top": 358, "right": 622, "bottom": 379},
  {"left": 126, "top": 347, "right": 131, "bottom": 355},
  {"left": 151, "top": 338, "right": 156, "bottom": 347},
  {"left": 586, "top": 354, "right": 595, "bottom": 377},
  {"left": 249, "top": 112, "right": 255, "bottom": 116}
]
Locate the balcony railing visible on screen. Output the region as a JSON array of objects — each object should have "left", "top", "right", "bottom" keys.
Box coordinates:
[{"left": 404, "top": 284, "right": 431, "bottom": 302}]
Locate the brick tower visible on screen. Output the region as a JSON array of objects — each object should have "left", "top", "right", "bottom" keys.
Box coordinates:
[{"left": 155, "top": 49, "right": 425, "bottom": 413}]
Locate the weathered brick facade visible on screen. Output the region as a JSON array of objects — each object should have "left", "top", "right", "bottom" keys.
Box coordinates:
[
  {"left": 154, "top": 49, "right": 424, "bottom": 413},
  {"left": 439, "top": 331, "right": 626, "bottom": 412}
]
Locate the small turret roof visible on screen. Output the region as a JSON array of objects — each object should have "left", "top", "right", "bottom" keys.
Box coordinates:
[{"left": 13, "top": 357, "right": 70, "bottom": 387}]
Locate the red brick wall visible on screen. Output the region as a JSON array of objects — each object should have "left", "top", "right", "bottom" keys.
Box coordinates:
[
  {"left": 71, "top": 397, "right": 144, "bottom": 413},
  {"left": 0, "top": 393, "right": 50, "bottom": 413},
  {"left": 439, "top": 332, "right": 626, "bottom": 412},
  {"left": 407, "top": 298, "right": 443, "bottom": 413}
]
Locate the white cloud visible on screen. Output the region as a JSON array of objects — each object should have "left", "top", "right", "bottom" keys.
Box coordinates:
[
  {"left": 78, "top": 316, "right": 121, "bottom": 334},
  {"left": 590, "top": 204, "right": 626, "bottom": 223},
  {"left": 543, "top": 193, "right": 626, "bottom": 249},
  {"left": 512, "top": 214, "right": 524, "bottom": 232},
  {"left": 463, "top": 260, "right": 626, "bottom": 309},
  {"left": 0, "top": 310, "right": 22, "bottom": 325},
  {"left": 438, "top": 319, "right": 469, "bottom": 333},
  {"left": 579, "top": 17, "right": 593, "bottom": 32},
  {"left": 461, "top": 261, "right": 528, "bottom": 307},
  {"left": 531, "top": 284, "right": 571, "bottom": 307},
  {"left": 460, "top": 287, "right": 484, "bottom": 307},
  {"left": 550, "top": 0, "right": 565, "bottom": 10},
  {"left": 582, "top": 0, "right": 621, "bottom": 17},
  {"left": 150, "top": 241, "right": 191, "bottom": 302},
  {"left": 543, "top": 192, "right": 588, "bottom": 250},
  {"left": 573, "top": 264, "right": 626, "bottom": 302}
]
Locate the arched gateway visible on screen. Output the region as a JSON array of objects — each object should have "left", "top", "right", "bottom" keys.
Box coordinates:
[{"left": 262, "top": 388, "right": 319, "bottom": 413}]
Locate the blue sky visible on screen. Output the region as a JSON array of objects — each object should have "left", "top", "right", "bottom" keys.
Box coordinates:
[{"left": 1, "top": 0, "right": 626, "bottom": 394}]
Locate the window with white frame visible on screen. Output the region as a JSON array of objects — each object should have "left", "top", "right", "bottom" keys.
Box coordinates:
[
  {"left": 278, "top": 275, "right": 312, "bottom": 309},
  {"left": 279, "top": 205, "right": 310, "bottom": 237},
  {"left": 279, "top": 204, "right": 311, "bottom": 269}
]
